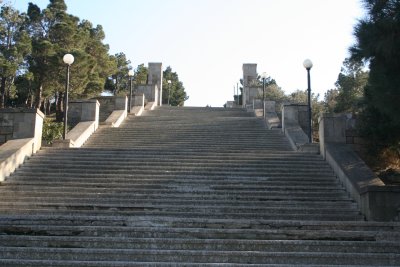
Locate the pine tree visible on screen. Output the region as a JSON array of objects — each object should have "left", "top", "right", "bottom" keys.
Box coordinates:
[{"left": 351, "top": 0, "right": 400, "bottom": 147}]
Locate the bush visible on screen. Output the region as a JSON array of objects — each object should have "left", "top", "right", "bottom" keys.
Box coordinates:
[{"left": 42, "top": 119, "right": 64, "bottom": 144}]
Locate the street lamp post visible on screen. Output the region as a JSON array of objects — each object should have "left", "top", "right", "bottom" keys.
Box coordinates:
[
  {"left": 261, "top": 72, "right": 267, "bottom": 118},
  {"left": 62, "top": 53, "right": 74, "bottom": 140},
  {"left": 128, "top": 70, "right": 134, "bottom": 113},
  {"left": 167, "top": 80, "right": 172, "bottom": 105},
  {"left": 303, "top": 59, "right": 313, "bottom": 143}
]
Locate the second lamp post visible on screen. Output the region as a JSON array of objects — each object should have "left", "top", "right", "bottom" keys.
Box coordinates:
[
  {"left": 261, "top": 72, "right": 267, "bottom": 118},
  {"left": 303, "top": 59, "right": 313, "bottom": 143}
]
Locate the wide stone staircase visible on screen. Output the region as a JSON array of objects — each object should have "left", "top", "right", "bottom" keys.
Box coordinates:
[{"left": 0, "top": 106, "right": 399, "bottom": 266}]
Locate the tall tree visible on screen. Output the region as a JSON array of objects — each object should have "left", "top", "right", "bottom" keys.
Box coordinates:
[
  {"left": 109, "top": 52, "right": 130, "bottom": 95},
  {"left": 163, "top": 66, "right": 188, "bottom": 106},
  {"left": 0, "top": 5, "right": 31, "bottom": 108},
  {"left": 350, "top": 0, "right": 400, "bottom": 147},
  {"left": 333, "top": 58, "right": 368, "bottom": 114}
]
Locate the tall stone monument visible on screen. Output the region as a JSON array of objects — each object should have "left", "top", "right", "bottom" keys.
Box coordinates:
[
  {"left": 242, "top": 64, "right": 260, "bottom": 107},
  {"left": 148, "top": 63, "right": 163, "bottom": 106}
]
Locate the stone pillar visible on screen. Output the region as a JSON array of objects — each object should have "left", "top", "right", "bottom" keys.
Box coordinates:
[
  {"left": 68, "top": 99, "right": 100, "bottom": 129},
  {"left": 242, "top": 63, "right": 257, "bottom": 107},
  {"left": 133, "top": 93, "right": 145, "bottom": 108},
  {"left": 115, "top": 96, "right": 128, "bottom": 111},
  {"left": 0, "top": 108, "right": 44, "bottom": 152},
  {"left": 319, "top": 113, "right": 347, "bottom": 158},
  {"left": 148, "top": 63, "right": 163, "bottom": 106},
  {"left": 281, "top": 104, "right": 309, "bottom": 134}
]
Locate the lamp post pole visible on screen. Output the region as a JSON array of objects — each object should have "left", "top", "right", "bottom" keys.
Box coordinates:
[
  {"left": 167, "top": 80, "right": 172, "bottom": 105},
  {"left": 128, "top": 70, "right": 134, "bottom": 113},
  {"left": 62, "top": 54, "right": 74, "bottom": 140},
  {"left": 236, "top": 83, "right": 239, "bottom": 106},
  {"left": 261, "top": 72, "right": 267, "bottom": 118},
  {"left": 303, "top": 59, "right": 313, "bottom": 143}
]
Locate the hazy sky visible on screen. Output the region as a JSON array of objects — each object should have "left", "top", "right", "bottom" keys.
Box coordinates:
[{"left": 13, "top": 0, "right": 364, "bottom": 107}]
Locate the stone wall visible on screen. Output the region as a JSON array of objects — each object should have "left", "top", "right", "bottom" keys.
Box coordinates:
[
  {"left": 148, "top": 63, "right": 163, "bottom": 106},
  {"left": 68, "top": 100, "right": 100, "bottom": 129},
  {"left": 318, "top": 112, "right": 400, "bottom": 221},
  {"left": 136, "top": 84, "right": 158, "bottom": 105},
  {"left": 344, "top": 114, "right": 368, "bottom": 153},
  {"left": 281, "top": 104, "right": 309, "bottom": 134},
  {"left": 242, "top": 64, "right": 258, "bottom": 107},
  {"left": 0, "top": 108, "right": 44, "bottom": 149},
  {"left": 95, "top": 96, "right": 127, "bottom": 121}
]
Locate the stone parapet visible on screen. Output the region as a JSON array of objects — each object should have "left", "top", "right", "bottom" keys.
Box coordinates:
[
  {"left": 319, "top": 113, "right": 400, "bottom": 221},
  {"left": 0, "top": 108, "right": 44, "bottom": 152},
  {"left": 68, "top": 99, "right": 99, "bottom": 128},
  {"left": 264, "top": 101, "right": 280, "bottom": 129},
  {"left": 281, "top": 104, "right": 310, "bottom": 150}
]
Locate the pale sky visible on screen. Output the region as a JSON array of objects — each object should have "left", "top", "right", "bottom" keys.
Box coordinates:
[{"left": 13, "top": 0, "right": 365, "bottom": 107}]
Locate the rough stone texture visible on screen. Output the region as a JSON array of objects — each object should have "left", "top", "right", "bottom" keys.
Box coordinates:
[
  {"left": 136, "top": 85, "right": 158, "bottom": 105},
  {"left": 281, "top": 104, "right": 309, "bottom": 150},
  {"left": 68, "top": 100, "right": 99, "bottom": 129},
  {"left": 319, "top": 113, "right": 347, "bottom": 158},
  {"left": 319, "top": 113, "right": 400, "bottom": 221},
  {"left": 55, "top": 100, "right": 99, "bottom": 148},
  {"left": 0, "top": 138, "right": 35, "bottom": 181},
  {"left": 132, "top": 94, "right": 144, "bottom": 108},
  {"left": 95, "top": 96, "right": 127, "bottom": 123},
  {"left": 282, "top": 104, "right": 309, "bottom": 135},
  {"left": 242, "top": 64, "right": 258, "bottom": 107},
  {"left": 148, "top": 62, "right": 163, "bottom": 106},
  {"left": 264, "top": 101, "right": 280, "bottom": 129},
  {"left": 0, "top": 108, "right": 44, "bottom": 152},
  {"left": 0, "top": 107, "right": 399, "bottom": 265}
]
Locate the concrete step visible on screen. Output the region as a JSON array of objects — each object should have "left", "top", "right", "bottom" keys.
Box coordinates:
[
  {"left": 1, "top": 247, "right": 399, "bottom": 265},
  {"left": 3, "top": 106, "right": 396, "bottom": 265},
  {"left": 1, "top": 235, "right": 398, "bottom": 253}
]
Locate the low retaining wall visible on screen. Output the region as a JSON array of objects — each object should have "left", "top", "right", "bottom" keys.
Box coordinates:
[
  {"left": 53, "top": 100, "right": 99, "bottom": 148},
  {"left": 281, "top": 104, "right": 310, "bottom": 151},
  {"left": 319, "top": 113, "right": 400, "bottom": 221},
  {"left": 0, "top": 109, "right": 44, "bottom": 181}
]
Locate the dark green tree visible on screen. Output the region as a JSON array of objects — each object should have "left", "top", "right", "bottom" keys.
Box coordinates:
[
  {"left": 133, "top": 63, "right": 148, "bottom": 86},
  {"left": 0, "top": 5, "right": 31, "bottom": 108},
  {"left": 333, "top": 58, "right": 368, "bottom": 113},
  {"left": 323, "top": 88, "right": 339, "bottom": 113},
  {"left": 350, "top": 0, "right": 400, "bottom": 148},
  {"left": 109, "top": 52, "right": 130, "bottom": 95},
  {"left": 162, "top": 66, "right": 188, "bottom": 106}
]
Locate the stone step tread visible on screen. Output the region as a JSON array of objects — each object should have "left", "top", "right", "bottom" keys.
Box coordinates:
[
  {"left": 0, "top": 196, "right": 355, "bottom": 205},
  {"left": 0, "top": 210, "right": 364, "bottom": 221},
  {"left": 18, "top": 161, "right": 333, "bottom": 168},
  {"left": 0, "top": 202, "right": 360, "bottom": 213},
  {"left": 39, "top": 148, "right": 320, "bottom": 156},
  {"left": 6, "top": 174, "right": 338, "bottom": 181},
  {"left": 0, "top": 186, "right": 349, "bottom": 195},
  {"left": 1, "top": 183, "right": 345, "bottom": 193},
  {"left": 0, "top": 215, "right": 396, "bottom": 229},
  {"left": 5, "top": 179, "right": 340, "bottom": 187},
  {"left": 3, "top": 225, "right": 396, "bottom": 240},
  {"left": 13, "top": 168, "right": 334, "bottom": 175},
  {"left": 1, "top": 236, "right": 399, "bottom": 252},
  {"left": 1, "top": 247, "right": 399, "bottom": 265},
  {"left": 0, "top": 260, "right": 395, "bottom": 267},
  {"left": 0, "top": 193, "right": 355, "bottom": 202}
]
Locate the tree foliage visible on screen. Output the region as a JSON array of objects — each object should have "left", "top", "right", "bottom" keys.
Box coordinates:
[
  {"left": 323, "top": 58, "right": 369, "bottom": 114},
  {"left": 163, "top": 66, "right": 188, "bottom": 106},
  {"left": 0, "top": 4, "right": 31, "bottom": 108},
  {"left": 350, "top": 0, "right": 400, "bottom": 148}
]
